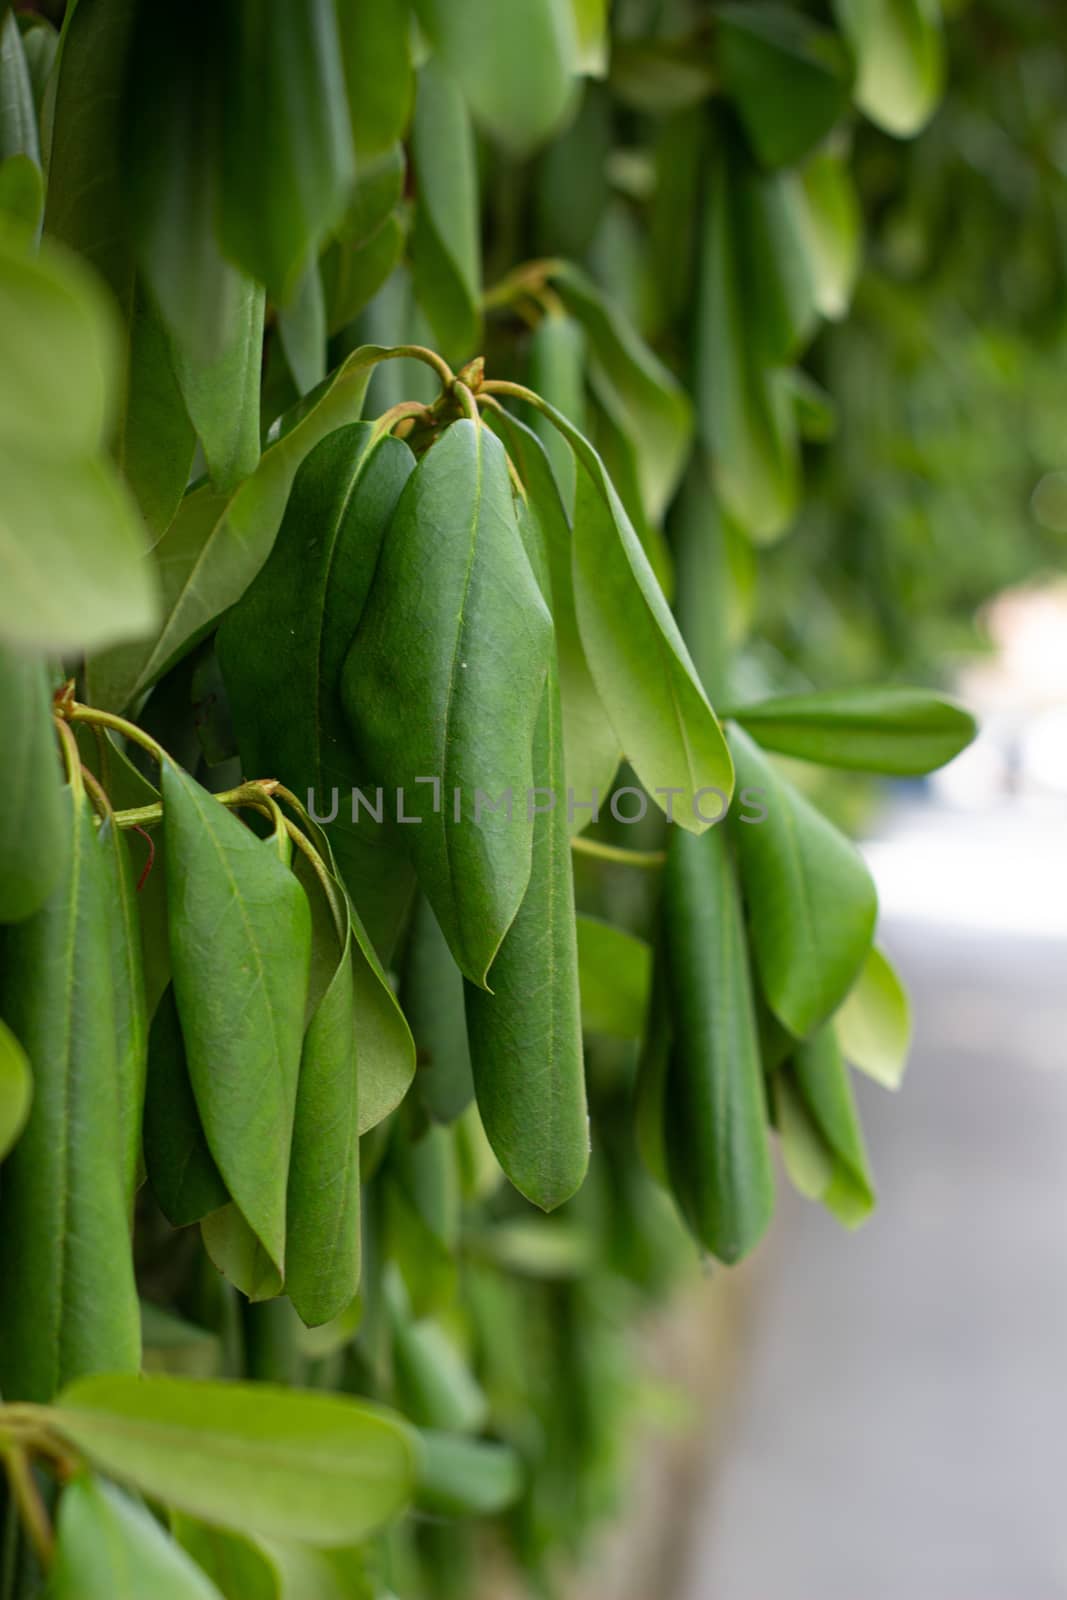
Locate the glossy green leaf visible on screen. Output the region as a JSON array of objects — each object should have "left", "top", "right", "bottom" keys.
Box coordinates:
[
  {"left": 0, "top": 10, "right": 39, "bottom": 162},
  {"left": 169, "top": 279, "right": 265, "bottom": 493},
  {"left": 730, "top": 686, "right": 976, "bottom": 774},
  {"left": 416, "top": 1432, "right": 524, "bottom": 1518},
  {"left": 662, "top": 823, "right": 774, "bottom": 1263},
  {"left": 695, "top": 132, "right": 799, "bottom": 541},
  {"left": 835, "top": 944, "right": 912, "bottom": 1090},
  {"left": 417, "top": 0, "right": 578, "bottom": 155},
  {"left": 549, "top": 261, "right": 691, "bottom": 522},
  {"left": 834, "top": 0, "right": 944, "bottom": 137},
  {"left": 527, "top": 310, "right": 587, "bottom": 512},
  {"left": 488, "top": 410, "right": 620, "bottom": 829},
  {"left": 87, "top": 346, "right": 391, "bottom": 712},
  {"left": 410, "top": 62, "right": 481, "bottom": 363},
  {"left": 143, "top": 985, "right": 229, "bottom": 1229},
  {"left": 727, "top": 724, "right": 878, "bottom": 1036},
  {"left": 216, "top": 420, "right": 418, "bottom": 961},
  {"left": 118, "top": 288, "right": 197, "bottom": 539},
  {"left": 52, "top": 1476, "right": 224, "bottom": 1600},
  {"left": 278, "top": 258, "right": 326, "bottom": 396},
  {"left": 772, "top": 1066, "right": 834, "bottom": 1200},
  {"left": 464, "top": 512, "right": 589, "bottom": 1210},
  {"left": 337, "top": 0, "right": 413, "bottom": 158},
  {"left": 717, "top": 5, "right": 853, "bottom": 170},
  {"left": 576, "top": 915, "right": 651, "bottom": 1040},
  {"left": 798, "top": 148, "right": 862, "bottom": 320},
  {"left": 284, "top": 848, "right": 360, "bottom": 1328},
  {"left": 401, "top": 895, "right": 476, "bottom": 1125},
  {"left": 162, "top": 761, "right": 311, "bottom": 1283},
  {"left": 0, "top": 785, "right": 140, "bottom": 1401},
  {"left": 201, "top": 1204, "right": 283, "bottom": 1304},
  {"left": 218, "top": 0, "right": 355, "bottom": 304},
  {"left": 0, "top": 1014, "right": 31, "bottom": 1160},
  {"left": 321, "top": 212, "right": 405, "bottom": 337},
  {"left": 792, "top": 1025, "right": 875, "bottom": 1225},
  {"left": 343, "top": 420, "right": 552, "bottom": 987},
  {"left": 530, "top": 401, "right": 734, "bottom": 832},
  {"left": 96, "top": 812, "right": 147, "bottom": 1210},
  {"left": 0, "top": 642, "right": 68, "bottom": 922},
  {"left": 49, "top": 1375, "right": 418, "bottom": 1547}
]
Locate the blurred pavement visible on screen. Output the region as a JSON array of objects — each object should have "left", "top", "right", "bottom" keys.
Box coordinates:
[{"left": 679, "top": 797, "right": 1067, "bottom": 1599}]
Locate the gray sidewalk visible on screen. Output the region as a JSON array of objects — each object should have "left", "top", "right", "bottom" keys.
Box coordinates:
[{"left": 679, "top": 810, "right": 1067, "bottom": 1600}]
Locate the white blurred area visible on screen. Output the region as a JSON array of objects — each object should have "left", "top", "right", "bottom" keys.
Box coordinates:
[{"left": 863, "top": 578, "right": 1067, "bottom": 937}]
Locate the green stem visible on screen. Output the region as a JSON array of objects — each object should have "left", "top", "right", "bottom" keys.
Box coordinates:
[
  {"left": 62, "top": 705, "right": 167, "bottom": 768},
  {"left": 1, "top": 1450, "right": 53, "bottom": 1572},
  {"left": 377, "top": 344, "right": 455, "bottom": 388},
  {"left": 571, "top": 837, "right": 666, "bottom": 870}
]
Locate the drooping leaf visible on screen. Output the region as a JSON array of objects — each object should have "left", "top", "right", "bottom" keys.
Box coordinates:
[
  {"left": 670, "top": 455, "right": 756, "bottom": 702},
  {"left": 0, "top": 226, "right": 158, "bottom": 651},
  {"left": 835, "top": 944, "right": 912, "bottom": 1090},
  {"left": 737, "top": 165, "right": 819, "bottom": 366},
  {"left": 576, "top": 915, "right": 651, "bottom": 1040},
  {"left": 0, "top": 785, "right": 141, "bottom": 1401},
  {"left": 0, "top": 150, "right": 42, "bottom": 230},
  {"left": 548, "top": 261, "right": 691, "bottom": 522},
  {"left": 487, "top": 410, "right": 620, "bottom": 829},
  {"left": 96, "top": 810, "right": 148, "bottom": 1210},
  {"left": 143, "top": 985, "right": 229, "bottom": 1229},
  {"left": 633, "top": 933, "right": 671, "bottom": 1186},
  {"left": 415, "top": 1432, "right": 525, "bottom": 1518},
  {"left": 416, "top": 0, "right": 578, "bottom": 156},
  {"left": 527, "top": 309, "right": 588, "bottom": 512},
  {"left": 572, "top": 0, "right": 608, "bottom": 76},
  {"left": 118, "top": 288, "right": 197, "bottom": 539},
  {"left": 410, "top": 62, "right": 481, "bottom": 364},
  {"left": 0, "top": 10, "right": 39, "bottom": 162},
  {"left": 218, "top": 0, "right": 355, "bottom": 304},
  {"left": 791, "top": 1025, "right": 875, "bottom": 1225},
  {"left": 383, "top": 1125, "right": 461, "bottom": 1316},
  {"left": 0, "top": 642, "right": 68, "bottom": 922},
  {"left": 772, "top": 1065, "right": 834, "bottom": 1200},
  {"left": 662, "top": 823, "right": 775, "bottom": 1263},
  {"left": 52, "top": 1476, "right": 225, "bottom": 1600},
  {"left": 216, "top": 420, "right": 418, "bottom": 960},
  {"left": 342, "top": 420, "right": 552, "bottom": 987},
  {"left": 728, "top": 685, "right": 977, "bottom": 775},
  {"left": 278, "top": 257, "right": 326, "bottom": 396},
  {"left": 87, "top": 345, "right": 392, "bottom": 712},
  {"left": 162, "top": 762, "right": 311, "bottom": 1285},
  {"left": 48, "top": 1375, "right": 418, "bottom": 1547},
  {"left": 172, "top": 1518, "right": 276, "bottom": 1600},
  {"left": 400, "top": 894, "right": 476, "bottom": 1126},
  {"left": 169, "top": 278, "right": 265, "bottom": 493},
  {"left": 201, "top": 1205, "right": 283, "bottom": 1305},
  {"left": 797, "top": 147, "right": 862, "bottom": 320},
  {"left": 321, "top": 211, "right": 406, "bottom": 338},
  {"left": 392, "top": 1311, "right": 489, "bottom": 1436},
  {"left": 834, "top": 0, "right": 944, "bottom": 138},
  {"left": 0, "top": 1015, "right": 31, "bottom": 1161},
  {"left": 717, "top": 4, "right": 853, "bottom": 169},
  {"left": 727, "top": 723, "right": 878, "bottom": 1037},
  {"left": 527, "top": 401, "right": 734, "bottom": 831},
  {"left": 464, "top": 509, "right": 589, "bottom": 1210},
  {"left": 336, "top": 0, "right": 413, "bottom": 158}
]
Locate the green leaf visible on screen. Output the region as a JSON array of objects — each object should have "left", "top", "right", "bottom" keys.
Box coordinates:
[
  {"left": 201, "top": 1205, "right": 283, "bottom": 1305},
  {"left": 416, "top": 0, "right": 578, "bottom": 155},
  {"left": 415, "top": 1432, "right": 524, "bottom": 1518},
  {"left": 52, "top": 1476, "right": 225, "bottom": 1600},
  {"left": 695, "top": 131, "right": 799, "bottom": 541},
  {"left": 717, "top": 5, "right": 853, "bottom": 170},
  {"left": 729, "top": 686, "right": 977, "bottom": 775},
  {"left": 96, "top": 811, "right": 148, "bottom": 1210},
  {"left": 633, "top": 936, "right": 671, "bottom": 1186},
  {"left": 572, "top": 0, "right": 608, "bottom": 75},
  {"left": 0, "top": 642, "right": 68, "bottom": 922},
  {"left": 336, "top": 0, "right": 413, "bottom": 158},
  {"left": 172, "top": 1518, "right": 276, "bottom": 1600},
  {"left": 162, "top": 762, "right": 311, "bottom": 1284},
  {"left": 670, "top": 456, "right": 756, "bottom": 703},
  {"left": 738, "top": 165, "right": 819, "bottom": 366},
  {"left": 548, "top": 262, "right": 691, "bottom": 522},
  {"left": 0, "top": 150, "right": 42, "bottom": 230},
  {"left": 216, "top": 420, "right": 418, "bottom": 961},
  {"left": 278, "top": 258, "right": 326, "bottom": 397},
  {"left": 487, "top": 410, "right": 620, "bottom": 830},
  {"left": 391, "top": 1306, "right": 488, "bottom": 1435},
  {"left": 0, "top": 1015, "right": 31, "bottom": 1160},
  {"left": 464, "top": 509, "right": 589, "bottom": 1210},
  {"left": 384, "top": 1127, "right": 461, "bottom": 1316},
  {"left": 218, "top": 0, "right": 355, "bottom": 304},
  {"left": 400, "top": 895, "right": 476, "bottom": 1125},
  {"left": 0, "top": 785, "right": 141, "bottom": 1401},
  {"left": 727, "top": 724, "right": 878, "bottom": 1036},
  {"left": 792, "top": 1025, "right": 875, "bottom": 1225},
  {"left": 576, "top": 915, "right": 651, "bottom": 1040},
  {"left": 321, "top": 212, "right": 406, "bottom": 337},
  {"left": 0, "top": 10, "right": 39, "bottom": 162},
  {"left": 797, "top": 147, "right": 862, "bottom": 321},
  {"left": 531, "top": 404, "right": 733, "bottom": 832},
  {"left": 343, "top": 420, "right": 552, "bottom": 987},
  {"left": 169, "top": 278, "right": 265, "bottom": 493},
  {"left": 527, "top": 310, "right": 588, "bottom": 512},
  {"left": 87, "top": 346, "right": 391, "bottom": 712},
  {"left": 118, "top": 288, "right": 197, "bottom": 539},
  {"left": 662, "top": 823, "right": 774, "bottom": 1263},
  {"left": 284, "top": 848, "right": 361, "bottom": 1328},
  {"left": 410, "top": 62, "right": 481, "bottom": 364},
  {"left": 772, "top": 1066, "right": 834, "bottom": 1200},
  {"left": 834, "top": 0, "right": 944, "bottom": 138},
  {"left": 835, "top": 945, "right": 911, "bottom": 1090},
  {"left": 143, "top": 985, "right": 229, "bottom": 1228},
  {"left": 49, "top": 1375, "right": 418, "bottom": 1547}
]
